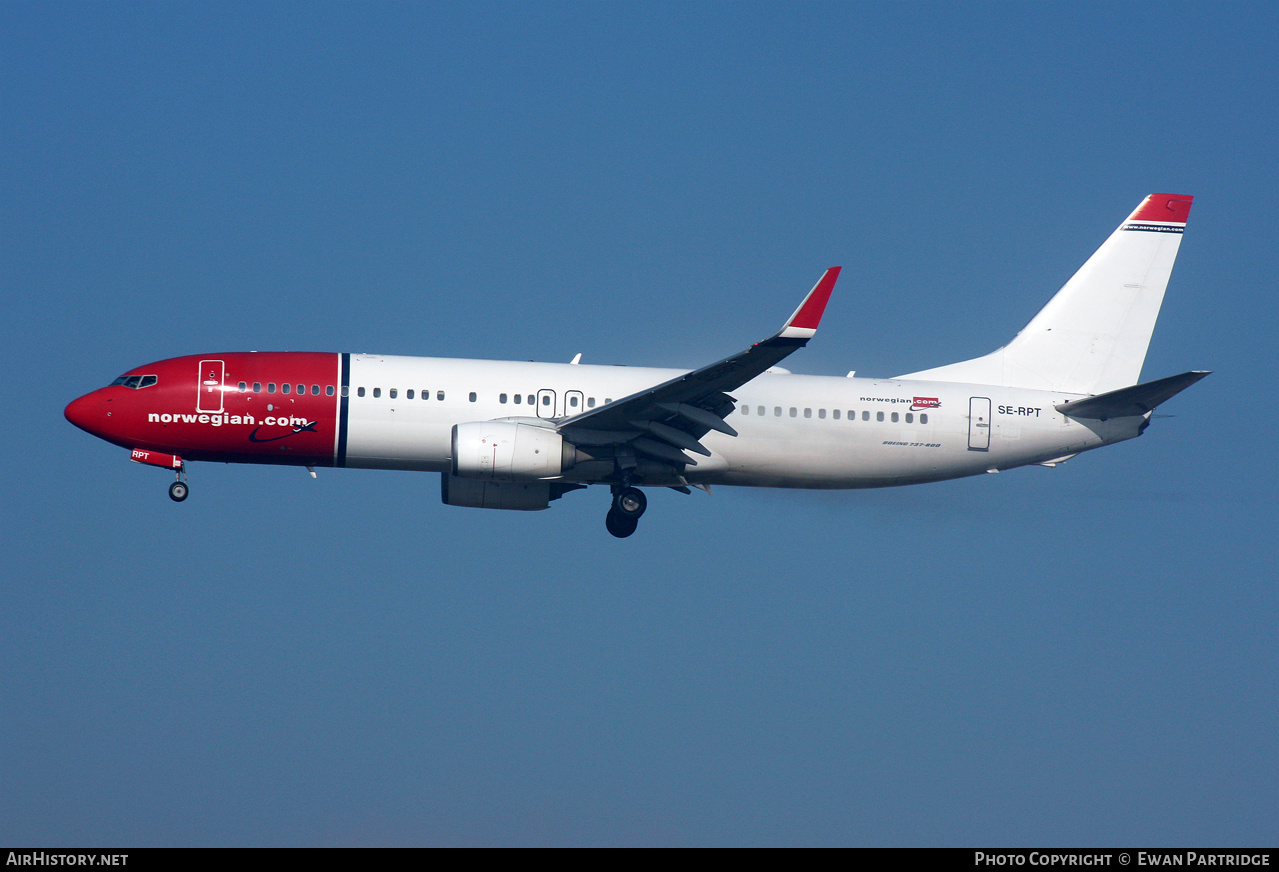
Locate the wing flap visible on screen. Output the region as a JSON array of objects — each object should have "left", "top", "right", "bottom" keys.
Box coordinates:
[
  {"left": 632, "top": 436, "right": 699, "bottom": 467},
  {"left": 631, "top": 419, "right": 713, "bottom": 456},
  {"left": 655, "top": 402, "right": 739, "bottom": 437}
]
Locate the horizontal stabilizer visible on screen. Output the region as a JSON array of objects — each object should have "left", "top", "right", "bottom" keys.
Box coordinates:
[{"left": 1055, "top": 371, "right": 1210, "bottom": 420}]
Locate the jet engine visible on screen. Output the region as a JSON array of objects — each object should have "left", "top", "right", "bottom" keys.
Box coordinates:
[{"left": 451, "top": 421, "right": 579, "bottom": 481}]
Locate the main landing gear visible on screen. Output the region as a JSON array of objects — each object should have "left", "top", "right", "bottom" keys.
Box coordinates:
[{"left": 605, "top": 486, "right": 647, "bottom": 538}]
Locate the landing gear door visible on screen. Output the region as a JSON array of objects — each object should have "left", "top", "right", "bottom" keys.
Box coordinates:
[
  {"left": 968, "top": 396, "right": 991, "bottom": 451},
  {"left": 197, "top": 359, "right": 225, "bottom": 414}
]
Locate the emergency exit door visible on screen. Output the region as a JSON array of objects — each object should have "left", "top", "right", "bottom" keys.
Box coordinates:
[{"left": 968, "top": 396, "right": 991, "bottom": 450}]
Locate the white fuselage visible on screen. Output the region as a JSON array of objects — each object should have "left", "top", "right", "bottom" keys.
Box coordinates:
[
  {"left": 62, "top": 195, "right": 1200, "bottom": 532},
  {"left": 341, "top": 354, "right": 1138, "bottom": 487}
]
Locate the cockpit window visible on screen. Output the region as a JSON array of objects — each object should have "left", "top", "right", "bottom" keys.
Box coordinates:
[{"left": 111, "top": 374, "right": 158, "bottom": 389}]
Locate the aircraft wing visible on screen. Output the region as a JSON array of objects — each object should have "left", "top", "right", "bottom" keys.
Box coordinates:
[{"left": 556, "top": 267, "right": 840, "bottom": 468}]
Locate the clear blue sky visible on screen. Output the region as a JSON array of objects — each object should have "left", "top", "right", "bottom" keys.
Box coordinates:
[{"left": 3, "top": 2, "right": 1275, "bottom": 846}]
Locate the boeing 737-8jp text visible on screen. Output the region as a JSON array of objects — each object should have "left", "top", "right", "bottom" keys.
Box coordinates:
[{"left": 65, "top": 194, "right": 1207, "bottom": 537}]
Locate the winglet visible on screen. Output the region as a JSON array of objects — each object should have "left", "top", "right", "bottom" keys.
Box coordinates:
[{"left": 778, "top": 267, "right": 841, "bottom": 340}]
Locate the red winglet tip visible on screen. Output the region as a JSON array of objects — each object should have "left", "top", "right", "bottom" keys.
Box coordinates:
[
  {"left": 788, "top": 266, "right": 841, "bottom": 331},
  {"left": 1131, "top": 194, "right": 1193, "bottom": 224}
]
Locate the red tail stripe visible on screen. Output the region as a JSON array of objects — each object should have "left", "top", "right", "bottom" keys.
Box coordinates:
[{"left": 1130, "top": 194, "right": 1193, "bottom": 224}]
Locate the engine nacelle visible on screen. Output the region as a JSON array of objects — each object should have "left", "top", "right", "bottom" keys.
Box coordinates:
[
  {"left": 451, "top": 421, "right": 574, "bottom": 481},
  {"left": 441, "top": 475, "right": 553, "bottom": 511}
]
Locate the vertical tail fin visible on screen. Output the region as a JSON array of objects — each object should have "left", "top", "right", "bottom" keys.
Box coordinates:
[{"left": 898, "top": 194, "right": 1193, "bottom": 394}]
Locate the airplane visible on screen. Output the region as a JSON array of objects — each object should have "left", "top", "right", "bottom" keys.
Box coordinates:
[{"left": 65, "top": 193, "right": 1208, "bottom": 538}]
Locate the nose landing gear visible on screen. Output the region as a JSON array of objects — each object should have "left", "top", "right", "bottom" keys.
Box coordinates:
[
  {"left": 128, "top": 449, "right": 188, "bottom": 502},
  {"left": 167, "top": 462, "right": 189, "bottom": 503},
  {"left": 605, "top": 486, "right": 647, "bottom": 538}
]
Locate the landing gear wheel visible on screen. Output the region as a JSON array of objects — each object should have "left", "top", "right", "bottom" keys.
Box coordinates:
[
  {"left": 605, "top": 508, "right": 638, "bottom": 538},
  {"left": 168, "top": 480, "right": 189, "bottom": 502},
  {"left": 613, "top": 486, "right": 647, "bottom": 519}
]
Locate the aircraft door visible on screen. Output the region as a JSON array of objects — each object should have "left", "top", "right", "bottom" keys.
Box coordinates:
[
  {"left": 564, "top": 390, "right": 584, "bottom": 417},
  {"left": 197, "top": 359, "right": 226, "bottom": 413},
  {"left": 968, "top": 396, "right": 991, "bottom": 450},
  {"left": 536, "top": 389, "right": 557, "bottom": 419}
]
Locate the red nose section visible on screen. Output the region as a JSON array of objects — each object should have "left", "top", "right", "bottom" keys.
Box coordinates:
[
  {"left": 64, "top": 392, "right": 97, "bottom": 433},
  {"left": 65, "top": 390, "right": 119, "bottom": 443}
]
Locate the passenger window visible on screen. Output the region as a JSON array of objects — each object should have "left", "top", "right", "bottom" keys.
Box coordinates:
[
  {"left": 862, "top": 411, "right": 870, "bottom": 421},
  {"left": 605, "top": 398, "right": 612, "bottom": 404},
  {"left": 407, "top": 389, "right": 414, "bottom": 399},
  {"left": 513, "top": 394, "right": 521, "bottom": 404},
  {"left": 529, "top": 395, "right": 536, "bottom": 405},
  {"left": 757, "top": 406, "right": 764, "bottom": 416},
  {"left": 327, "top": 385, "right": 335, "bottom": 396},
  {"left": 373, "top": 388, "right": 381, "bottom": 398},
  {"left": 470, "top": 392, "right": 477, "bottom": 403},
  {"left": 238, "top": 381, "right": 248, "bottom": 392},
  {"left": 905, "top": 413, "right": 913, "bottom": 423},
  {"left": 253, "top": 383, "right": 262, "bottom": 393},
  {"left": 499, "top": 393, "right": 507, "bottom": 403},
  {"left": 437, "top": 391, "right": 445, "bottom": 401},
  {"left": 891, "top": 412, "right": 899, "bottom": 423},
  {"left": 741, "top": 405, "right": 748, "bottom": 415},
  {"left": 389, "top": 388, "right": 397, "bottom": 399},
  {"left": 357, "top": 387, "right": 365, "bottom": 397},
  {"left": 268, "top": 383, "right": 276, "bottom": 394},
  {"left": 541, "top": 395, "right": 550, "bottom": 406},
  {"left": 789, "top": 407, "right": 797, "bottom": 417},
  {"left": 588, "top": 398, "right": 596, "bottom": 408},
  {"left": 282, "top": 383, "right": 290, "bottom": 394},
  {"left": 877, "top": 411, "right": 884, "bottom": 422},
  {"left": 569, "top": 396, "right": 578, "bottom": 408},
  {"left": 341, "top": 386, "right": 348, "bottom": 397},
  {"left": 921, "top": 413, "right": 929, "bottom": 424},
  {"left": 804, "top": 408, "right": 812, "bottom": 418},
  {"left": 312, "top": 385, "right": 320, "bottom": 396},
  {"left": 833, "top": 409, "right": 840, "bottom": 420},
  {"left": 296, "top": 385, "right": 304, "bottom": 395},
  {"left": 422, "top": 390, "right": 429, "bottom": 399},
  {"left": 774, "top": 407, "right": 782, "bottom": 417}
]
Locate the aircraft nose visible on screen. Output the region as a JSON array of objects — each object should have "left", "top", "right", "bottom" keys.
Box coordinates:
[{"left": 64, "top": 391, "right": 106, "bottom": 436}]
